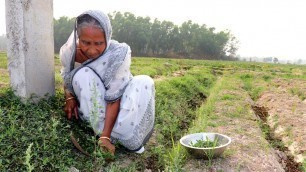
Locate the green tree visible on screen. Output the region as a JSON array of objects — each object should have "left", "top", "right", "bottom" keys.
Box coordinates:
[
  {"left": 54, "top": 16, "right": 75, "bottom": 53},
  {"left": 55, "top": 11, "right": 239, "bottom": 60}
]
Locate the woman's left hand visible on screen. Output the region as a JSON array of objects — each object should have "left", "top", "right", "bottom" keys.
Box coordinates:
[{"left": 98, "top": 138, "right": 115, "bottom": 155}]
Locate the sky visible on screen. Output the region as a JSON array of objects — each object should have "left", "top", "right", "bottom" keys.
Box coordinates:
[{"left": 1, "top": 0, "right": 306, "bottom": 61}]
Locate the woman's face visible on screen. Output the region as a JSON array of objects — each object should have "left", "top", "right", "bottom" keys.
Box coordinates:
[{"left": 79, "top": 26, "right": 106, "bottom": 59}]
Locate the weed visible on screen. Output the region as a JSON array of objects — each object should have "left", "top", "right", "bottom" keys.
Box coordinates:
[
  {"left": 235, "top": 160, "right": 244, "bottom": 172},
  {"left": 190, "top": 136, "right": 219, "bottom": 148},
  {"left": 24, "top": 143, "right": 34, "bottom": 172},
  {"left": 289, "top": 87, "right": 306, "bottom": 101},
  {"left": 164, "top": 136, "right": 185, "bottom": 172},
  {"left": 300, "top": 159, "right": 306, "bottom": 172},
  {"left": 88, "top": 79, "right": 117, "bottom": 170},
  {"left": 1, "top": 53, "right": 305, "bottom": 171},
  {"left": 221, "top": 94, "right": 236, "bottom": 100},
  {"left": 258, "top": 121, "right": 286, "bottom": 151},
  {"left": 262, "top": 75, "right": 272, "bottom": 81}
]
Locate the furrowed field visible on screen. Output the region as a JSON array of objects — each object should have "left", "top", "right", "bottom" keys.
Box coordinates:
[{"left": 0, "top": 51, "right": 305, "bottom": 171}]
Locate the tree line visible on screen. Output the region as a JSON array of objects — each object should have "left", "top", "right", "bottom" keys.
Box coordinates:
[
  {"left": 2, "top": 11, "right": 239, "bottom": 60},
  {"left": 54, "top": 11, "right": 238, "bottom": 60}
]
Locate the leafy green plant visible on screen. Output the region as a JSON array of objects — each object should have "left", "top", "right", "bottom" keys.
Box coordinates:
[
  {"left": 189, "top": 136, "right": 219, "bottom": 167},
  {"left": 164, "top": 134, "right": 185, "bottom": 172},
  {"left": 24, "top": 143, "right": 34, "bottom": 172},
  {"left": 190, "top": 136, "right": 219, "bottom": 148},
  {"left": 89, "top": 80, "right": 116, "bottom": 170}
]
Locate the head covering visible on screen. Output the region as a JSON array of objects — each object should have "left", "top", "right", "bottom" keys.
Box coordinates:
[
  {"left": 61, "top": 10, "right": 132, "bottom": 99},
  {"left": 76, "top": 10, "right": 112, "bottom": 50}
]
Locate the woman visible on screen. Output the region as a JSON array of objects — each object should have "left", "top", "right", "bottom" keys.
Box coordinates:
[{"left": 60, "top": 10, "right": 155, "bottom": 155}]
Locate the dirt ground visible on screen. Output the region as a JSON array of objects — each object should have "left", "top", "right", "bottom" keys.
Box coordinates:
[
  {"left": 184, "top": 87, "right": 284, "bottom": 171},
  {"left": 256, "top": 78, "right": 306, "bottom": 165},
  {"left": 1, "top": 64, "right": 304, "bottom": 171},
  {"left": 183, "top": 78, "right": 305, "bottom": 172}
]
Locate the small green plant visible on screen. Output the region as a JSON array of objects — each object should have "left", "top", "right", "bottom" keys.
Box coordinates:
[
  {"left": 165, "top": 134, "right": 185, "bottom": 171},
  {"left": 24, "top": 143, "right": 34, "bottom": 172},
  {"left": 189, "top": 136, "right": 220, "bottom": 167},
  {"left": 301, "top": 159, "right": 306, "bottom": 172},
  {"left": 89, "top": 80, "right": 115, "bottom": 170},
  {"left": 190, "top": 136, "right": 219, "bottom": 148},
  {"left": 290, "top": 87, "right": 306, "bottom": 101},
  {"left": 190, "top": 136, "right": 219, "bottom": 167}
]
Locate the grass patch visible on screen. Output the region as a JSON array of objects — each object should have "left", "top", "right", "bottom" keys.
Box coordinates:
[
  {"left": 0, "top": 52, "right": 7, "bottom": 69},
  {"left": 0, "top": 54, "right": 217, "bottom": 171},
  {"left": 1, "top": 52, "right": 305, "bottom": 171},
  {"left": 289, "top": 87, "right": 306, "bottom": 101},
  {"left": 239, "top": 73, "right": 265, "bottom": 101}
]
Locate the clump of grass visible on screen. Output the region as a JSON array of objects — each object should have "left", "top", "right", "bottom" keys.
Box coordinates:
[
  {"left": 164, "top": 135, "right": 186, "bottom": 171},
  {"left": 189, "top": 136, "right": 220, "bottom": 167},
  {"left": 262, "top": 75, "right": 272, "bottom": 81},
  {"left": 289, "top": 87, "right": 306, "bottom": 101},
  {"left": 239, "top": 74, "right": 264, "bottom": 101}
]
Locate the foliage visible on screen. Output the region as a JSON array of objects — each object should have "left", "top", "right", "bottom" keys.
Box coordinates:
[
  {"left": 1, "top": 53, "right": 306, "bottom": 171},
  {"left": 289, "top": 87, "right": 306, "bottom": 101},
  {"left": 53, "top": 16, "right": 75, "bottom": 53},
  {"left": 190, "top": 137, "right": 219, "bottom": 148},
  {"left": 155, "top": 72, "right": 214, "bottom": 147},
  {"left": 109, "top": 12, "right": 238, "bottom": 59},
  {"left": 0, "top": 88, "right": 112, "bottom": 171},
  {"left": 52, "top": 12, "right": 238, "bottom": 60},
  {"left": 24, "top": 143, "right": 34, "bottom": 172}
]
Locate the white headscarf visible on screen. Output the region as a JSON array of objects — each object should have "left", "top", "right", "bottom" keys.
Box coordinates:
[{"left": 60, "top": 10, "right": 132, "bottom": 102}]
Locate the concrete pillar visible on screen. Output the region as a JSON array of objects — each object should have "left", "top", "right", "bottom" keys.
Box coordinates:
[{"left": 5, "top": 0, "right": 54, "bottom": 101}]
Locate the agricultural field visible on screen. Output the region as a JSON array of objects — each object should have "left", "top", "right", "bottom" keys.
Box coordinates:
[{"left": 0, "top": 51, "right": 305, "bottom": 171}]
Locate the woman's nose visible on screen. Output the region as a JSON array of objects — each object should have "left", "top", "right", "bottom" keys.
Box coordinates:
[{"left": 87, "top": 47, "right": 98, "bottom": 58}]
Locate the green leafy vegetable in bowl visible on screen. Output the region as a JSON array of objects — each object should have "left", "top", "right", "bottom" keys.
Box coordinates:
[{"left": 190, "top": 136, "right": 219, "bottom": 148}]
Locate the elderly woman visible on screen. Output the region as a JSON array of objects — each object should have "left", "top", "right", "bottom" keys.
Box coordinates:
[{"left": 60, "top": 10, "right": 155, "bottom": 155}]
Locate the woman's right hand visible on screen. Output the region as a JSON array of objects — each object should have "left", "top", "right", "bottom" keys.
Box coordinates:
[{"left": 64, "top": 98, "right": 79, "bottom": 120}]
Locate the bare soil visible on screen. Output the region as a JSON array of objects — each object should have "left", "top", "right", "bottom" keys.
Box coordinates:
[
  {"left": 183, "top": 78, "right": 305, "bottom": 172},
  {"left": 153, "top": 69, "right": 186, "bottom": 82},
  {"left": 112, "top": 77, "right": 305, "bottom": 172},
  {"left": 183, "top": 86, "right": 285, "bottom": 172},
  {"left": 256, "top": 78, "right": 306, "bottom": 166}
]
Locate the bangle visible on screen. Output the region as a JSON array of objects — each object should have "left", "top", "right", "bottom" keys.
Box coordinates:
[
  {"left": 65, "top": 97, "right": 75, "bottom": 101},
  {"left": 99, "top": 136, "right": 111, "bottom": 142}
]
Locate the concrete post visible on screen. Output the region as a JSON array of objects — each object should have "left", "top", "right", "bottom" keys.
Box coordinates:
[{"left": 5, "top": 0, "right": 54, "bottom": 101}]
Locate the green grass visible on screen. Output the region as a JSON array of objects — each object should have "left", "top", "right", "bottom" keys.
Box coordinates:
[
  {"left": 1, "top": 52, "right": 306, "bottom": 171},
  {"left": 0, "top": 53, "right": 217, "bottom": 171},
  {"left": 0, "top": 52, "right": 7, "bottom": 69},
  {"left": 290, "top": 87, "right": 306, "bottom": 101}
]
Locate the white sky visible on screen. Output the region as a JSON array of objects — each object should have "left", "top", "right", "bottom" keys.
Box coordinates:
[{"left": 1, "top": 0, "right": 306, "bottom": 61}]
